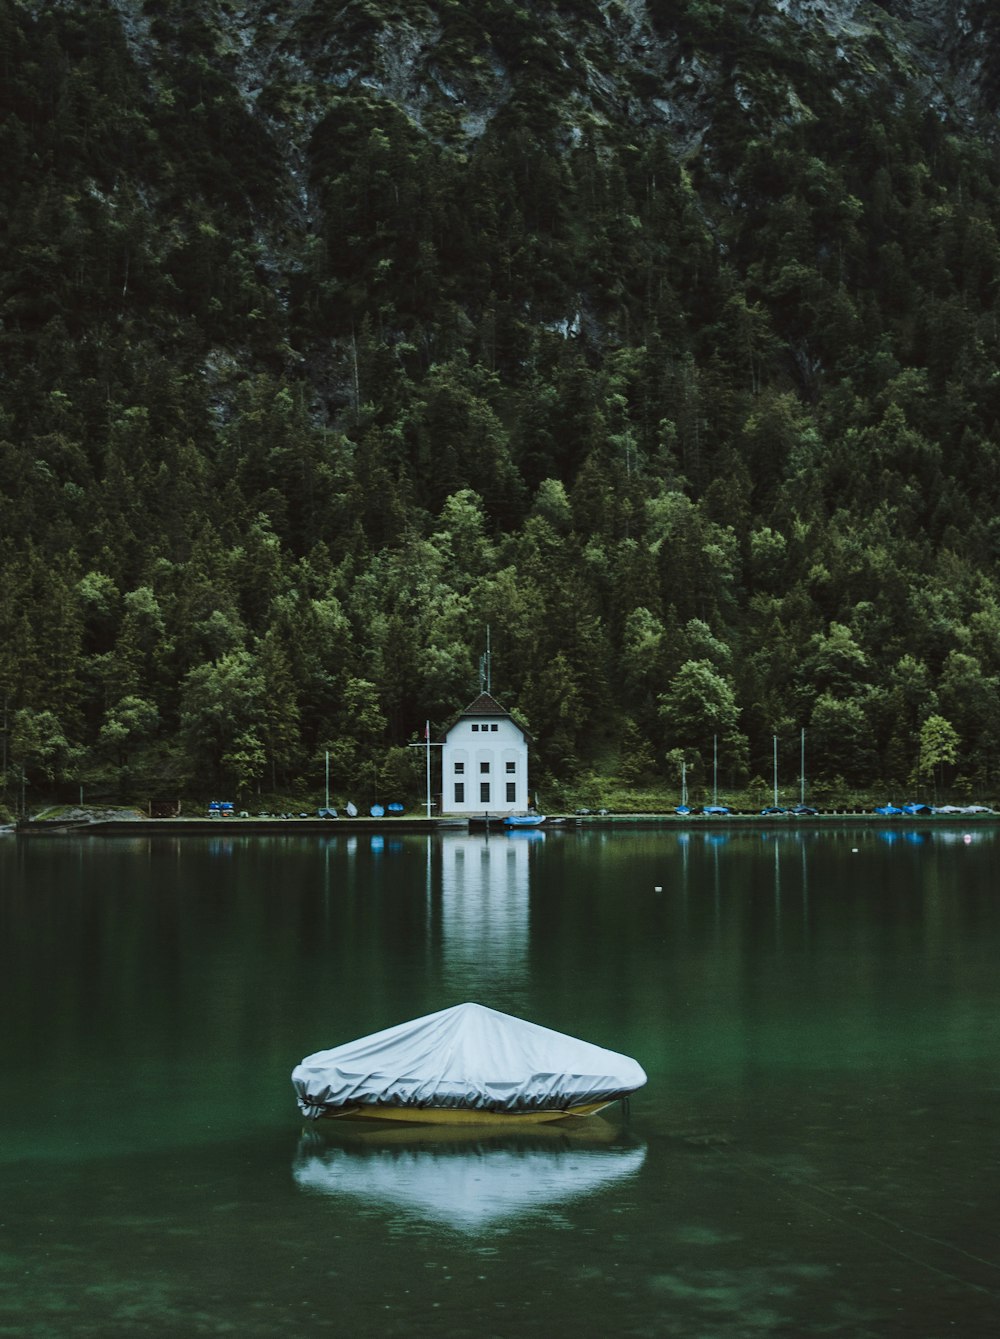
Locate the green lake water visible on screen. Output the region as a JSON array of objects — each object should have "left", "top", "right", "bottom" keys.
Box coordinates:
[{"left": 1, "top": 825, "right": 998, "bottom": 1337}]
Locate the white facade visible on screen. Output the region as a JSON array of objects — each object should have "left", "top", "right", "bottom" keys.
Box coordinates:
[{"left": 440, "top": 694, "right": 530, "bottom": 815}]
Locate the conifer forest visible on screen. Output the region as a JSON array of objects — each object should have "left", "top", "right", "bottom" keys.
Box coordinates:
[{"left": 4, "top": 0, "right": 1000, "bottom": 813}]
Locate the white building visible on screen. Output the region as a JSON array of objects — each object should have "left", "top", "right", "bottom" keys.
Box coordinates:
[{"left": 440, "top": 692, "right": 531, "bottom": 815}]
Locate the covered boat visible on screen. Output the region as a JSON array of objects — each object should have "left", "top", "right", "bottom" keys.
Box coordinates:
[{"left": 291, "top": 1002, "right": 647, "bottom": 1126}]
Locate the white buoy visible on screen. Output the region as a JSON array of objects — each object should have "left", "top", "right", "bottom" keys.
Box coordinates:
[
  {"left": 963, "top": 834, "right": 972, "bottom": 844},
  {"left": 852, "top": 847, "right": 859, "bottom": 853},
  {"left": 654, "top": 885, "right": 663, "bottom": 892}
]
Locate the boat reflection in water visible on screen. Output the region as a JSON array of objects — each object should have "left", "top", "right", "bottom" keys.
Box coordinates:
[{"left": 292, "top": 1121, "right": 646, "bottom": 1232}]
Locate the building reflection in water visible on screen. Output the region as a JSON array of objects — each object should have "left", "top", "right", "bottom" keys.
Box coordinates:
[{"left": 435, "top": 833, "right": 536, "bottom": 995}]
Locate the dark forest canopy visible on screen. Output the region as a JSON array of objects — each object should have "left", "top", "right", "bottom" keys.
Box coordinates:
[{"left": 3, "top": 0, "right": 1000, "bottom": 810}]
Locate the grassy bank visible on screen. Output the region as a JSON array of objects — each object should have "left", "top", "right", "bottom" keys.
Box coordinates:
[{"left": 11, "top": 774, "right": 998, "bottom": 825}]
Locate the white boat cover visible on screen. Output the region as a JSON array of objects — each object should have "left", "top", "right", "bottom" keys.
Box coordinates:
[{"left": 292, "top": 1002, "right": 647, "bottom": 1119}]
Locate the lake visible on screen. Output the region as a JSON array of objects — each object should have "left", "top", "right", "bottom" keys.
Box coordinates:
[{"left": 1, "top": 824, "right": 998, "bottom": 1336}]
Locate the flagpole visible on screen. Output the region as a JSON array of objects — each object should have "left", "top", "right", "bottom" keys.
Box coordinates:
[
  {"left": 425, "top": 720, "right": 431, "bottom": 818},
  {"left": 409, "top": 724, "right": 443, "bottom": 819}
]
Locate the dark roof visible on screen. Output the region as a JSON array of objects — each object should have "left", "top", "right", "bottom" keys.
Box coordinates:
[
  {"left": 440, "top": 693, "right": 532, "bottom": 742},
  {"left": 459, "top": 692, "right": 510, "bottom": 717}
]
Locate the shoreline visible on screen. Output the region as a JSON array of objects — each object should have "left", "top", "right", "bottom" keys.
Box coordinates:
[{"left": 11, "top": 809, "right": 999, "bottom": 837}]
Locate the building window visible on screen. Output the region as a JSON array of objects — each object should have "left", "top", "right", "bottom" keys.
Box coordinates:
[
  {"left": 506, "top": 782, "right": 516, "bottom": 803},
  {"left": 480, "top": 782, "right": 490, "bottom": 803},
  {"left": 506, "top": 761, "right": 516, "bottom": 773},
  {"left": 471, "top": 723, "right": 479, "bottom": 732},
  {"left": 454, "top": 783, "right": 465, "bottom": 804},
  {"left": 490, "top": 723, "right": 498, "bottom": 732},
  {"left": 480, "top": 761, "right": 490, "bottom": 773},
  {"left": 454, "top": 762, "right": 464, "bottom": 774}
]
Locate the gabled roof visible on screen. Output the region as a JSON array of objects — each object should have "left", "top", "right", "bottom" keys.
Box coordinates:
[
  {"left": 440, "top": 692, "right": 532, "bottom": 742},
  {"left": 459, "top": 692, "right": 510, "bottom": 717}
]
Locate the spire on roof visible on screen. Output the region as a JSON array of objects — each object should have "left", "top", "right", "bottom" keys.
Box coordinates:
[{"left": 478, "top": 625, "right": 492, "bottom": 695}]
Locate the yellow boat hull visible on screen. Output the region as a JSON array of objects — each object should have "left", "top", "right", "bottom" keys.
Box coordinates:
[{"left": 313, "top": 1099, "right": 616, "bottom": 1127}]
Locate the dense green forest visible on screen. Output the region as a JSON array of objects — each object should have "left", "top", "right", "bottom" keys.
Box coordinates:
[{"left": 4, "top": 0, "right": 1000, "bottom": 814}]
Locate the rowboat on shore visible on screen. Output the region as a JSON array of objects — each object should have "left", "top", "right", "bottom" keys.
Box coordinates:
[{"left": 291, "top": 1003, "right": 646, "bottom": 1127}]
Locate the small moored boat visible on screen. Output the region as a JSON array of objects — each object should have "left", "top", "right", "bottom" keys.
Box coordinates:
[
  {"left": 503, "top": 813, "right": 546, "bottom": 828},
  {"left": 292, "top": 1002, "right": 646, "bottom": 1127}
]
